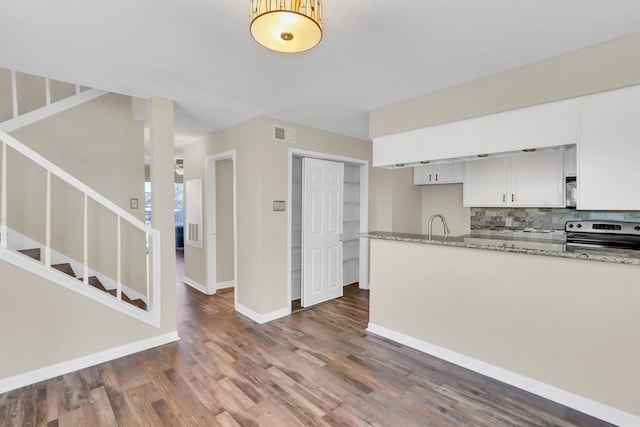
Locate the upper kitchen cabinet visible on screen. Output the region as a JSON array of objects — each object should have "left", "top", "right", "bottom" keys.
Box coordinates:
[
  {"left": 423, "top": 118, "right": 482, "bottom": 160},
  {"left": 463, "top": 157, "right": 508, "bottom": 207},
  {"left": 510, "top": 150, "right": 564, "bottom": 207},
  {"left": 482, "top": 98, "right": 579, "bottom": 154},
  {"left": 372, "top": 128, "right": 424, "bottom": 167},
  {"left": 564, "top": 145, "right": 577, "bottom": 177},
  {"left": 578, "top": 85, "right": 640, "bottom": 210},
  {"left": 464, "top": 150, "right": 565, "bottom": 207},
  {"left": 414, "top": 162, "right": 464, "bottom": 185}
]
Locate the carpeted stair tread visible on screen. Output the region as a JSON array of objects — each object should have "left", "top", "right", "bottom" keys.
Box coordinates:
[
  {"left": 18, "top": 248, "right": 41, "bottom": 261},
  {"left": 52, "top": 263, "right": 76, "bottom": 277}
]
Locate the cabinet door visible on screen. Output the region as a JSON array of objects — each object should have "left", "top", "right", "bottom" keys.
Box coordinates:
[
  {"left": 510, "top": 150, "right": 564, "bottom": 207},
  {"left": 578, "top": 86, "right": 640, "bottom": 210},
  {"left": 482, "top": 98, "right": 579, "bottom": 154},
  {"left": 564, "top": 145, "right": 577, "bottom": 177},
  {"left": 463, "top": 157, "right": 508, "bottom": 206},
  {"left": 372, "top": 128, "right": 425, "bottom": 167},
  {"left": 414, "top": 163, "right": 464, "bottom": 185},
  {"left": 424, "top": 118, "right": 482, "bottom": 160}
]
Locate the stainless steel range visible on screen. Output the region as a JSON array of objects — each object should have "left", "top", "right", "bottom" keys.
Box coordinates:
[{"left": 565, "top": 220, "right": 640, "bottom": 249}]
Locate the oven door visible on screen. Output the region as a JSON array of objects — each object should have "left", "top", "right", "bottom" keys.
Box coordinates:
[{"left": 566, "top": 232, "right": 640, "bottom": 249}]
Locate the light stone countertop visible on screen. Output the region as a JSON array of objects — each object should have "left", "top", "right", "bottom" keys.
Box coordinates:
[{"left": 360, "top": 231, "right": 640, "bottom": 266}]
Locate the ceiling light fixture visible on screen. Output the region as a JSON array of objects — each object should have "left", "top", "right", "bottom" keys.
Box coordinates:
[{"left": 250, "top": 0, "right": 322, "bottom": 53}]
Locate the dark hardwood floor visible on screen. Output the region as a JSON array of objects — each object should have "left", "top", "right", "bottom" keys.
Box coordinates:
[{"left": 0, "top": 250, "right": 614, "bottom": 426}]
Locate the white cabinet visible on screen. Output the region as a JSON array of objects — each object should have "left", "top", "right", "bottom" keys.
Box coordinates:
[
  {"left": 463, "top": 150, "right": 565, "bottom": 207},
  {"left": 414, "top": 162, "right": 464, "bottom": 185},
  {"left": 424, "top": 118, "right": 482, "bottom": 160},
  {"left": 463, "top": 157, "right": 508, "bottom": 207},
  {"left": 510, "top": 150, "right": 564, "bottom": 207},
  {"left": 372, "top": 128, "right": 424, "bottom": 167},
  {"left": 578, "top": 86, "right": 640, "bottom": 210},
  {"left": 564, "top": 145, "right": 577, "bottom": 177},
  {"left": 482, "top": 98, "right": 579, "bottom": 154}
]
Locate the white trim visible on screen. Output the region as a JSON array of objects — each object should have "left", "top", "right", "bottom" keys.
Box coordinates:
[
  {"left": 183, "top": 276, "right": 215, "bottom": 295},
  {"left": 366, "top": 323, "right": 640, "bottom": 427},
  {"left": 11, "top": 70, "right": 18, "bottom": 119},
  {"left": 0, "top": 331, "right": 179, "bottom": 395},
  {"left": 0, "top": 89, "right": 108, "bottom": 133},
  {"left": 357, "top": 159, "right": 370, "bottom": 290},
  {"left": 235, "top": 303, "right": 289, "bottom": 325},
  {"left": 217, "top": 280, "right": 235, "bottom": 289}
]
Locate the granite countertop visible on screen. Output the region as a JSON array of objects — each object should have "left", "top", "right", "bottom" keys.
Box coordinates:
[{"left": 359, "top": 231, "right": 640, "bottom": 266}]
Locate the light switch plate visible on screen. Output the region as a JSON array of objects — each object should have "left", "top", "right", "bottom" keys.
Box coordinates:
[{"left": 273, "top": 200, "right": 286, "bottom": 211}]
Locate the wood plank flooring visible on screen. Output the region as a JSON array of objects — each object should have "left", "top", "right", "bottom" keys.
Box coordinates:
[{"left": 0, "top": 250, "right": 614, "bottom": 426}]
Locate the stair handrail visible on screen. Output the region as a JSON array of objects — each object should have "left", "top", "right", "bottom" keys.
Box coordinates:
[{"left": 0, "top": 128, "right": 161, "bottom": 327}]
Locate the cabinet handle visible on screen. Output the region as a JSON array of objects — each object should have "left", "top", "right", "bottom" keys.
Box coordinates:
[
  {"left": 512, "top": 194, "right": 514, "bottom": 202},
  {"left": 429, "top": 174, "right": 432, "bottom": 182},
  {"left": 435, "top": 173, "right": 438, "bottom": 181},
  {"left": 503, "top": 194, "right": 506, "bottom": 202}
]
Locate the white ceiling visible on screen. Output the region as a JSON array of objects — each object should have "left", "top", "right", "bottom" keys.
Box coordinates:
[{"left": 1, "top": 0, "right": 639, "bottom": 146}]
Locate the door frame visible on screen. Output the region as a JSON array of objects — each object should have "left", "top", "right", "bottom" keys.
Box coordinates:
[
  {"left": 204, "top": 150, "right": 237, "bottom": 303},
  {"left": 287, "top": 147, "right": 369, "bottom": 309}
]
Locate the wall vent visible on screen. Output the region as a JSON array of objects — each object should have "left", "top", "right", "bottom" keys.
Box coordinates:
[{"left": 273, "top": 125, "right": 296, "bottom": 144}]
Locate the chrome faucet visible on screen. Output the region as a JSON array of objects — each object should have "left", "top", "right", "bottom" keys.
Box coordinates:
[{"left": 428, "top": 214, "right": 450, "bottom": 240}]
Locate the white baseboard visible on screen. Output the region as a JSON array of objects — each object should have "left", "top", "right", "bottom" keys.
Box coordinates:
[
  {"left": 217, "top": 280, "right": 235, "bottom": 290},
  {"left": 183, "top": 277, "right": 235, "bottom": 294},
  {"left": 183, "top": 276, "right": 214, "bottom": 295},
  {"left": 0, "top": 331, "right": 179, "bottom": 395},
  {"left": 235, "top": 303, "right": 289, "bottom": 324},
  {"left": 366, "top": 323, "right": 639, "bottom": 427}
]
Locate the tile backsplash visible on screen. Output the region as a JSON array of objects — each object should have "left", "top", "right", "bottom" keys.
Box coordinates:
[{"left": 471, "top": 208, "right": 640, "bottom": 231}]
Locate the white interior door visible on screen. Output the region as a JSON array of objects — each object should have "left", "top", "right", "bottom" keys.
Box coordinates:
[{"left": 302, "top": 158, "right": 344, "bottom": 307}]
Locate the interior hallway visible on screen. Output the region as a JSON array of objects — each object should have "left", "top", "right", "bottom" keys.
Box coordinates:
[{"left": 0, "top": 251, "right": 613, "bottom": 426}]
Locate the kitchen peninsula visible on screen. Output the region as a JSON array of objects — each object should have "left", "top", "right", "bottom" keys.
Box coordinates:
[{"left": 362, "top": 231, "right": 640, "bottom": 423}]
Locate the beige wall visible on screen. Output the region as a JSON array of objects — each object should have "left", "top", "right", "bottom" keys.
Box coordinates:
[
  {"left": 421, "top": 184, "right": 471, "bottom": 236},
  {"left": 0, "top": 68, "right": 13, "bottom": 122},
  {"left": 216, "top": 158, "right": 234, "bottom": 283},
  {"left": 369, "top": 239, "right": 640, "bottom": 417},
  {"left": 0, "top": 259, "right": 169, "bottom": 380},
  {"left": 370, "top": 32, "right": 640, "bottom": 137},
  {"left": 9, "top": 93, "right": 147, "bottom": 293},
  {"left": 370, "top": 167, "right": 423, "bottom": 233},
  {"left": 184, "top": 116, "right": 373, "bottom": 315}
]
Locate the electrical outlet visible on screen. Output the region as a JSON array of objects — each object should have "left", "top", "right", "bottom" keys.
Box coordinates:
[{"left": 505, "top": 217, "right": 513, "bottom": 227}]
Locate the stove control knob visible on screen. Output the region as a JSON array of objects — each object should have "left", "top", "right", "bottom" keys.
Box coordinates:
[
  {"left": 568, "top": 224, "right": 574, "bottom": 228},
  {"left": 576, "top": 224, "right": 582, "bottom": 228},
  {"left": 635, "top": 226, "right": 640, "bottom": 231}
]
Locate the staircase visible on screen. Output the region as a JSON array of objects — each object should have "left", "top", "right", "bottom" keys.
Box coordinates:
[
  {"left": 17, "top": 247, "right": 148, "bottom": 311},
  {"left": 0, "top": 68, "right": 160, "bottom": 326}
]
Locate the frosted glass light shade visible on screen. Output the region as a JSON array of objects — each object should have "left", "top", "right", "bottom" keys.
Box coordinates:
[{"left": 250, "top": 0, "right": 322, "bottom": 53}]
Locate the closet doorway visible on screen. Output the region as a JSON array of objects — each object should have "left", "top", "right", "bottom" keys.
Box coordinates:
[{"left": 289, "top": 149, "right": 368, "bottom": 312}]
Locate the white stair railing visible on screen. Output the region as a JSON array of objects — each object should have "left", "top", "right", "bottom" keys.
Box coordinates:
[
  {"left": 0, "top": 129, "right": 161, "bottom": 327},
  {"left": 0, "top": 68, "right": 106, "bottom": 133}
]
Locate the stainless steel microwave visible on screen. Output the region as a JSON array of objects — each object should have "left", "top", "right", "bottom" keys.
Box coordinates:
[{"left": 566, "top": 176, "right": 577, "bottom": 209}]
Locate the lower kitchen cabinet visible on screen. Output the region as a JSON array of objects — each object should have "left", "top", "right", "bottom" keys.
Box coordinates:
[
  {"left": 463, "top": 150, "right": 564, "bottom": 207},
  {"left": 413, "top": 162, "right": 464, "bottom": 185}
]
